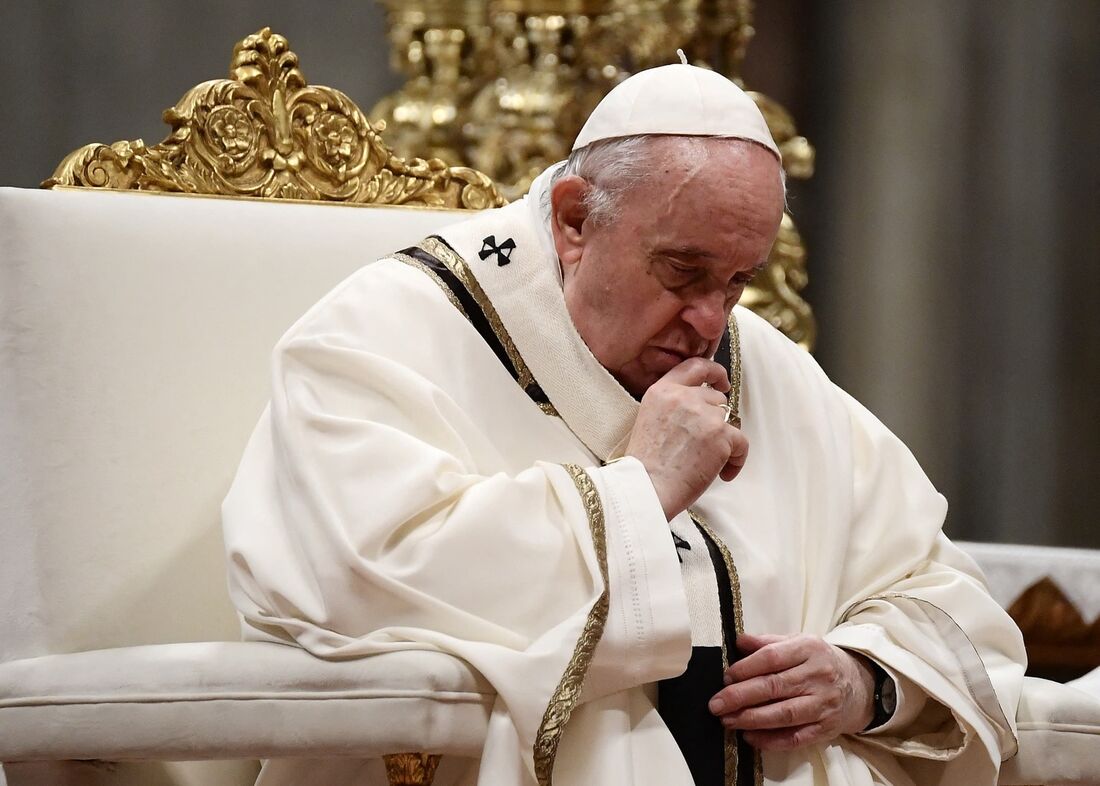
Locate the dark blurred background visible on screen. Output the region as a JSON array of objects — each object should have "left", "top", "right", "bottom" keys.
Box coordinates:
[{"left": 3, "top": 0, "right": 1097, "bottom": 548}]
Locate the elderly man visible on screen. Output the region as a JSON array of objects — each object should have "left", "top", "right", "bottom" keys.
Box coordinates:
[{"left": 222, "top": 62, "right": 1025, "bottom": 785}]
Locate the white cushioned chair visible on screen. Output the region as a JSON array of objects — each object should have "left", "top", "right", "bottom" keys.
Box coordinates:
[{"left": 0, "top": 185, "right": 487, "bottom": 786}]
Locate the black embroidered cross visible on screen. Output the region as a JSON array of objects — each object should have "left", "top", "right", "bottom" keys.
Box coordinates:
[
  {"left": 672, "top": 532, "right": 692, "bottom": 563},
  {"left": 479, "top": 235, "right": 516, "bottom": 266}
]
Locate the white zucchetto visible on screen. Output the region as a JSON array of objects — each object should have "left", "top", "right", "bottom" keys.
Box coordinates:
[{"left": 571, "top": 60, "right": 780, "bottom": 158}]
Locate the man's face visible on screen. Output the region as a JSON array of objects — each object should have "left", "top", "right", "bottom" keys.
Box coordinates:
[{"left": 551, "top": 139, "right": 786, "bottom": 398}]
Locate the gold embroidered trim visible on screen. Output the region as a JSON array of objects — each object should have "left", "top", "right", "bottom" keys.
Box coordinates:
[
  {"left": 390, "top": 251, "right": 472, "bottom": 322},
  {"left": 419, "top": 236, "right": 537, "bottom": 390},
  {"left": 689, "top": 509, "right": 762, "bottom": 786},
  {"left": 727, "top": 312, "right": 743, "bottom": 430},
  {"left": 534, "top": 464, "right": 611, "bottom": 786},
  {"left": 538, "top": 401, "right": 562, "bottom": 418}
]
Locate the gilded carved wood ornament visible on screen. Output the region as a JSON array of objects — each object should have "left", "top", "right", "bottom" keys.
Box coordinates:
[{"left": 44, "top": 28, "right": 505, "bottom": 210}]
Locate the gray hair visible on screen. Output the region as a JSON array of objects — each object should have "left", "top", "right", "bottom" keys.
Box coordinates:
[{"left": 546, "top": 134, "right": 788, "bottom": 226}]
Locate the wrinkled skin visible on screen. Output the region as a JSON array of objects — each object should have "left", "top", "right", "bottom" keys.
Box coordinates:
[
  {"left": 552, "top": 138, "right": 783, "bottom": 399},
  {"left": 713, "top": 633, "right": 876, "bottom": 751},
  {"left": 550, "top": 137, "right": 877, "bottom": 751}
]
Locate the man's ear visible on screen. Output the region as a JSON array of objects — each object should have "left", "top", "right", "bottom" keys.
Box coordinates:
[{"left": 550, "top": 175, "right": 589, "bottom": 271}]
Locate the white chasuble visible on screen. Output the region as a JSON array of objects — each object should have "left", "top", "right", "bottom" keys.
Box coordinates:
[{"left": 222, "top": 177, "right": 1025, "bottom": 785}]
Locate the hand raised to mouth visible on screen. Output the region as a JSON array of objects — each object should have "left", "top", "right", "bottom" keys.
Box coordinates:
[{"left": 624, "top": 357, "right": 748, "bottom": 521}]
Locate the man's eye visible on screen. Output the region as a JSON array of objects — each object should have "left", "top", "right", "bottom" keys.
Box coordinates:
[
  {"left": 734, "top": 269, "right": 762, "bottom": 287},
  {"left": 664, "top": 260, "right": 696, "bottom": 277}
]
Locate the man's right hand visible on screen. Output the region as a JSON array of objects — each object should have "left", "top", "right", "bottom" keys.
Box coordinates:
[{"left": 625, "top": 357, "right": 749, "bottom": 520}]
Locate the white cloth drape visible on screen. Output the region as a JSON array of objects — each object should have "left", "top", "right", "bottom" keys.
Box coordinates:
[{"left": 223, "top": 178, "right": 1025, "bottom": 785}]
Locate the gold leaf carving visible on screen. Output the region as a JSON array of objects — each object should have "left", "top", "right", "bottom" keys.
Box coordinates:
[
  {"left": 743, "top": 91, "right": 817, "bottom": 350},
  {"left": 43, "top": 28, "right": 505, "bottom": 210},
  {"left": 1007, "top": 577, "right": 1100, "bottom": 675},
  {"left": 382, "top": 753, "right": 441, "bottom": 786},
  {"left": 740, "top": 214, "right": 816, "bottom": 350}
]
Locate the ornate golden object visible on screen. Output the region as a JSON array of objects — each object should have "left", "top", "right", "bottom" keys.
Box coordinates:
[
  {"left": 464, "top": 2, "right": 619, "bottom": 199},
  {"left": 369, "top": 2, "right": 492, "bottom": 166},
  {"left": 372, "top": 0, "right": 817, "bottom": 347},
  {"left": 382, "top": 753, "right": 441, "bottom": 786},
  {"left": 621, "top": 0, "right": 703, "bottom": 71},
  {"left": 1007, "top": 577, "right": 1100, "bottom": 678},
  {"left": 685, "top": 0, "right": 754, "bottom": 78},
  {"left": 740, "top": 215, "right": 816, "bottom": 349},
  {"left": 44, "top": 28, "right": 505, "bottom": 210}
]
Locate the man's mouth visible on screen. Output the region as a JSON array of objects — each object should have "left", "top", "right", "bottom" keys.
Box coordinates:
[
  {"left": 652, "top": 347, "right": 688, "bottom": 363},
  {"left": 654, "top": 344, "right": 709, "bottom": 361}
]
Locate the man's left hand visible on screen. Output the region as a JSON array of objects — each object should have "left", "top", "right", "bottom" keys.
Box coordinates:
[{"left": 707, "top": 633, "right": 876, "bottom": 751}]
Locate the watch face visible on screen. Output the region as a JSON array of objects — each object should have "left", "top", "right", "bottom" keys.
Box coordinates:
[{"left": 881, "top": 676, "right": 898, "bottom": 716}]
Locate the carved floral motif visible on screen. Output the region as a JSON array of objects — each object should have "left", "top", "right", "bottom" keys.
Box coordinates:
[
  {"left": 382, "top": 753, "right": 441, "bottom": 786},
  {"left": 44, "top": 28, "right": 504, "bottom": 210}
]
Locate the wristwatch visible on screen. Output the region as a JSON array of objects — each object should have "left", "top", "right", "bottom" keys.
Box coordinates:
[{"left": 866, "top": 661, "right": 898, "bottom": 731}]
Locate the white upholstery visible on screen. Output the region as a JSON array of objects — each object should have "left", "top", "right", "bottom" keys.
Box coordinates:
[
  {"left": 2, "top": 186, "right": 1099, "bottom": 785},
  {"left": 0, "top": 643, "right": 491, "bottom": 761},
  {"left": 0, "top": 186, "right": 467, "bottom": 784},
  {"left": 0, "top": 186, "right": 466, "bottom": 662},
  {"left": 998, "top": 675, "right": 1100, "bottom": 786}
]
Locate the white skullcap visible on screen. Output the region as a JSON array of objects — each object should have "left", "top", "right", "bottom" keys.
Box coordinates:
[{"left": 571, "top": 60, "right": 780, "bottom": 158}]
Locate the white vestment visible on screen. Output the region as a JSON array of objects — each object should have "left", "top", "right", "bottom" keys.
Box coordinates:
[{"left": 222, "top": 170, "right": 1026, "bottom": 785}]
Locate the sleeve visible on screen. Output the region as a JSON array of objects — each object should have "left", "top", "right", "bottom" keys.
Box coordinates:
[
  {"left": 822, "top": 390, "right": 1026, "bottom": 781},
  {"left": 221, "top": 260, "right": 689, "bottom": 776}
]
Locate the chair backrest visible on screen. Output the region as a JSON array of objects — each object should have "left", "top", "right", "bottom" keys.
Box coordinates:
[
  {"left": 0, "top": 186, "right": 468, "bottom": 660},
  {"left": 4, "top": 26, "right": 502, "bottom": 665}
]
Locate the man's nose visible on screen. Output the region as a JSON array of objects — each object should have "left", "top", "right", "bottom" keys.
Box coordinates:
[{"left": 681, "top": 291, "right": 728, "bottom": 342}]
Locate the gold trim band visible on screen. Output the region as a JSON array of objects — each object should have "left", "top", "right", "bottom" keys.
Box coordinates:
[
  {"left": 727, "top": 312, "right": 743, "bottom": 430},
  {"left": 419, "top": 236, "right": 537, "bottom": 390},
  {"left": 390, "top": 251, "right": 473, "bottom": 321},
  {"left": 689, "top": 509, "right": 762, "bottom": 786},
  {"left": 534, "top": 464, "right": 611, "bottom": 785}
]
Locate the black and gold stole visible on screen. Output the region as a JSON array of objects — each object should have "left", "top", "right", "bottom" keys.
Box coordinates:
[
  {"left": 655, "top": 316, "right": 760, "bottom": 786},
  {"left": 661, "top": 508, "right": 759, "bottom": 786},
  {"left": 393, "top": 236, "right": 558, "bottom": 417}
]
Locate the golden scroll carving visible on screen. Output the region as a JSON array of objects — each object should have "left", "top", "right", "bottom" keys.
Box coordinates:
[
  {"left": 383, "top": 753, "right": 442, "bottom": 786},
  {"left": 1008, "top": 577, "right": 1100, "bottom": 679},
  {"left": 44, "top": 28, "right": 505, "bottom": 210}
]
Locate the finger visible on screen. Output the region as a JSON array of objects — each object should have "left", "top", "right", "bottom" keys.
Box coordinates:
[
  {"left": 714, "top": 663, "right": 817, "bottom": 710},
  {"left": 719, "top": 695, "right": 824, "bottom": 730},
  {"left": 742, "top": 723, "right": 827, "bottom": 752},
  {"left": 722, "top": 633, "right": 787, "bottom": 682},
  {"left": 694, "top": 387, "right": 730, "bottom": 408},
  {"left": 719, "top": 427, "right": 749, "bottom": 481},
  {"left": 662, "top": 357, "right": 730, "bottom": 392},
  {"left": 736, "top": 633, "right": 788, "bottom": 654},
  {"left": 725, "top": 637, "right": 809, "bottom": 683}
]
